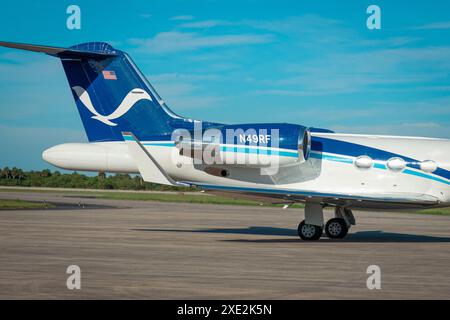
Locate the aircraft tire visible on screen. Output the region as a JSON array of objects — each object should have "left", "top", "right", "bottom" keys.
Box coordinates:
[
  {"left": 298, "top": 220, "right": 322, "bottom": 240},
  {"left": 325, "top": 218, "right": 348, "bottom": 239}
]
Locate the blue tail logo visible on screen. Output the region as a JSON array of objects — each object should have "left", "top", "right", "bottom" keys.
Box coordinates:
[{"left": 71, "top": 86, "right": 153, "bottom": 126}]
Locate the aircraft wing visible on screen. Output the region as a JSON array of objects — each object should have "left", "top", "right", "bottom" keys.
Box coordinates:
[{"left": 192, "top": 183, "right": 440, "bottom": 209}]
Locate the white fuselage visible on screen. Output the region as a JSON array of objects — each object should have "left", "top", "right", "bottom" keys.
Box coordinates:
[{"left": 42, "top": 132, "right": 450, "bottom": 209}]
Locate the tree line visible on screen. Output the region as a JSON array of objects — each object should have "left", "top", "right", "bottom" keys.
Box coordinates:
[{"left": 0, "top": 167, "right": 190, "bottom": 191}]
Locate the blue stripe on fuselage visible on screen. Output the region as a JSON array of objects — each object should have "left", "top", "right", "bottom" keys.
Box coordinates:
[
  {"left": 220, "top": 146, "right": 297, "bottom": 157},
  {"left": 310, "top": 151, "right": 450, "bottom": 186},
  {"left": 139, "top": 137, "right": 450, "bottom": 186},
  {"left": 311, "top": 136, "right": 450, "bottom": 181}
]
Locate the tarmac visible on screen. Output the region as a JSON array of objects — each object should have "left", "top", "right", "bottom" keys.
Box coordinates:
[{"left": 1, "top": 190, "right": 450, "bottom": 299}]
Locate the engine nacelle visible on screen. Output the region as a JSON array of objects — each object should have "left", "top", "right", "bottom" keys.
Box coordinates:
[{"left": 175, "top": 123, "right": 311, "bottom": 167}]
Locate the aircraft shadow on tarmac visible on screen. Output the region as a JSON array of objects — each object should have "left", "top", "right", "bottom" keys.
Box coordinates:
[{"left": 132, "top": 226, "right": 450, "bottom": 243}]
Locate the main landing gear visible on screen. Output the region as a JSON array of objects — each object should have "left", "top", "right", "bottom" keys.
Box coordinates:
[{"left": 297, "top": 204, "right": 355, "bottom": 241}]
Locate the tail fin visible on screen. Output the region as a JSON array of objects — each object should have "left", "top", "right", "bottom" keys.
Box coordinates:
[{"left": 0, "top": 41, "right": 183, "bottom": 142}]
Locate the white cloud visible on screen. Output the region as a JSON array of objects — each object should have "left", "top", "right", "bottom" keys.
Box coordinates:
[
  {"left": 163, "top": 95, "right": 224, "bottom": 111},
  {"left": 255, "top": 46, "right": 450, "bottom": 96},
  {"left": 147, "top": 73, "right": 223, "bottom": 82},
  {"left": 180, "top": 20, "right": 227, "bottom": 28},
  {"left": 243, "top": 15, "right": 341, "bottom": 33},
  {"left": 170, "top": 15, "right": 194, "bottom": 21},
  {"left": 359, "top": 37, "right": 421, "bottom": 48},
  {"left": 0, "top": 52, "right": 62, "bottom": 85},
  {"left": 0, "top": 52, "right": 76, "bottom": 120},
  {"left": 178, "top": 15, "right": 340, "bottom": 32},
  {"left": 331, "top": 122, "right": 449, "bottom": 139},
  {"left": 177, "top": 15, "right": 350, "bottom": 48},
  {"left": 146, "top": 72, "right": 225, "bottom": 111},
  {"left": 413, "top": 21, "right": 450, "bottom": 30},
  {"left": 401, "top": 122, "right": 441, "bottom": 129},
  {"left": 129, "top": 31, "right": 273, "bottom": 53}
]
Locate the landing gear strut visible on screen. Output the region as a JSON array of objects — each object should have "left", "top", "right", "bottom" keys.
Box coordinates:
[
  {"left": 297, "top": 204, "right": 355, "bottom": 241},
  {"left": 298, "top": 202, "right": 324, "bottom": 241}
]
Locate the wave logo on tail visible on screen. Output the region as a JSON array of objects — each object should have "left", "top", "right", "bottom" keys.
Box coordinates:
[{"left": 71, "top": 86, "right": 152, "bottom": 126}]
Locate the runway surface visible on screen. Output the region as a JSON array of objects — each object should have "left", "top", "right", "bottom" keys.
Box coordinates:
[{"left": 1, "top": 190, "right": 450, "bottom": 299}]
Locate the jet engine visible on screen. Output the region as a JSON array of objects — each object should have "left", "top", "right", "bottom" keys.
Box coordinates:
[{"left": 175, "top": 123, "right": 311, "bottom": 167}]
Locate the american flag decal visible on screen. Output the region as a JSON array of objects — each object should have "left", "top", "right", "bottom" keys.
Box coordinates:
[{"left": 102, "top": 70, "right": 117, "bottom": 80}]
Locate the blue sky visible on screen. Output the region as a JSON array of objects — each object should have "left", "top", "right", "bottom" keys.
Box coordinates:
[{"left": 0, "top": 0, "right": 449, "bottom": 169}]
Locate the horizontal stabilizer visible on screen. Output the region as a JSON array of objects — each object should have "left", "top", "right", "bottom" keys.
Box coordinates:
[
  {"left": 122, "top": 132, "right": 187, "bottom": 187},
  {"left": 0, "top": 41, "right": 117, "bottom": 59}
]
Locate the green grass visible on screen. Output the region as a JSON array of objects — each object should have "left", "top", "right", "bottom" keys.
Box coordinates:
[
  {"left": 69, "top": 191, "right": 307, "bottom": 208},
  {"left": 87, "top": 191, "right": 261, "bottom": 205},
  {"left": 82, "top": 192, "right": 450, "bottom": 213},
  {"left": 415, "top": 207, "right": 450, "bottom": 216},
  {"left": 0, "top": 187, "right": 304, "bottom": 208},
  {"left": 1, "top": 187, "right": 450, "bottom": 214},
  {"left": 0, "top": 199, "right": 54, "bottom": 209}
]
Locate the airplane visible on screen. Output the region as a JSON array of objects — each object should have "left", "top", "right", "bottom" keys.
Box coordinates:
[{"left": 0, "top": 40, "right": 449, "bottom": 241}]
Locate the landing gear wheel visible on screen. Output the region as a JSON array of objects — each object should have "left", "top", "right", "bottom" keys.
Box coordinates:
[
  {"left": 325, "top": 218, "right": 348, "bottom": 239},
  {"left": 298, "top": 220, "right": 322, "bottom": 241}
]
